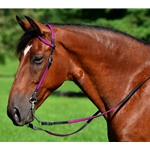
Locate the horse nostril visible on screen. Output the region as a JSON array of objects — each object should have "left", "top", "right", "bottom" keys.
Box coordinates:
[{"left": 14, "top": 108, "right": 21, "bottom": 122}]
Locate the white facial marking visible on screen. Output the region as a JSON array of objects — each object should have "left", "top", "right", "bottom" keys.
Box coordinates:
[{"left": 24, "top": 45, "right": 32, "bottom": 56}]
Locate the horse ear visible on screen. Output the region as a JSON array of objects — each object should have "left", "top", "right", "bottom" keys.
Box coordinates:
[
  {"left": 16, "top": 16, "right": 31, "bottom": 32},
  {"left": 25, "top": 16, "right": 45, "bottom": 36}
]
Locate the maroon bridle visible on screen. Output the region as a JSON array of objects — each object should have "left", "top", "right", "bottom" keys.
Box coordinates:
[{"left": 28, "top": 24, "right": 150, "bottom": 137}]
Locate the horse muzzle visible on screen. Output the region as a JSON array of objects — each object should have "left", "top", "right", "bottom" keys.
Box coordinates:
[
  {"left": 7, "top": 94, "right": 33, "bottom": 126},
  {"left": 7, "top": 105, "right": 33, "bottom": 126}
]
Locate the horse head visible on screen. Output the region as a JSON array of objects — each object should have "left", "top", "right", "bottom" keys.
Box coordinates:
[{"left": 7, "top": 16, "right": 70, "bottom": 126}]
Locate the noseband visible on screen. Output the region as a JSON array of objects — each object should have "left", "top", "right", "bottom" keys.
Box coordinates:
[{"left": 28, "top": 24, "right": 150, "bottom": 137}]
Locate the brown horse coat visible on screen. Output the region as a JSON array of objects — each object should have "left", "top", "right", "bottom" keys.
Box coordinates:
[{"left": 7, "top": 16, "right": 150, "bottom": 141}]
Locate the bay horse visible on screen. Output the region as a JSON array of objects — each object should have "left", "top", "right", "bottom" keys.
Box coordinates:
[{"left": 7, "top": 16, "right": 150, "bottom": 141}]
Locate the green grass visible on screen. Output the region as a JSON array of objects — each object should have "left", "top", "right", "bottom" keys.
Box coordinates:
[{"left": 0, "top": 58, "right": 108, "bottom": 142}]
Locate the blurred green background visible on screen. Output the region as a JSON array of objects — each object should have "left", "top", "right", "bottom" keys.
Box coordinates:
[{"left": 1, "top": 9, "right": 150, "bottom": 64}]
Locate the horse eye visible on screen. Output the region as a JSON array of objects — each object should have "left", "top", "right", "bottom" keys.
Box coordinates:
[{"left": 33, "top": 56, "right": 43, "bottom": 64}]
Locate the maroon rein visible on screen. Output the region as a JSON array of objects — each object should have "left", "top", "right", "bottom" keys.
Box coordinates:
[{"left": 28, "top": 24, "right": 150, "bottom": 136}]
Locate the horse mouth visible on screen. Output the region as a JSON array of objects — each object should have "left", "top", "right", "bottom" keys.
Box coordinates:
[{"left": 8, "top": 107, "right": 33, "bottom": 126}]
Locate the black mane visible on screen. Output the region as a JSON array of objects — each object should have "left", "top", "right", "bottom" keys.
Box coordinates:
[
  {"left": 16, "top": 29, "right": 36, "bottom": 55},
  {"left": 16, "top": 23, "right": 150, "bottom": 55},
  {"left": 51, "top": 23, "right": 150, "bottom": 45}
]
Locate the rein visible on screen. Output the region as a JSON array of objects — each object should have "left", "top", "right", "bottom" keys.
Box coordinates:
[{"left": 28, "top": 24, "right": 150, "bottom": 137}]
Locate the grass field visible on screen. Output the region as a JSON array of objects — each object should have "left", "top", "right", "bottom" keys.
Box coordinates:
[{"left": 0, "top": 57, "right": 108, "bottom": 142}]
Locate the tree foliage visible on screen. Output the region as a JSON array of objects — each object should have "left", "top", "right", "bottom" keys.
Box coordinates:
[{"left": 1, "top": 9, "right": 150, "bottom": 64}]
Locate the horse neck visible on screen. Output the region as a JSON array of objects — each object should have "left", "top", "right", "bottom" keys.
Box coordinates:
[{"left": 54, "top": 26, "right": 150, "bottom": 117}]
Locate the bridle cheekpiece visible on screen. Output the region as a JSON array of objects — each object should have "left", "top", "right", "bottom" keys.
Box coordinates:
[{"left": 29, "top": 24, "right": 55, "bottom": 110}]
